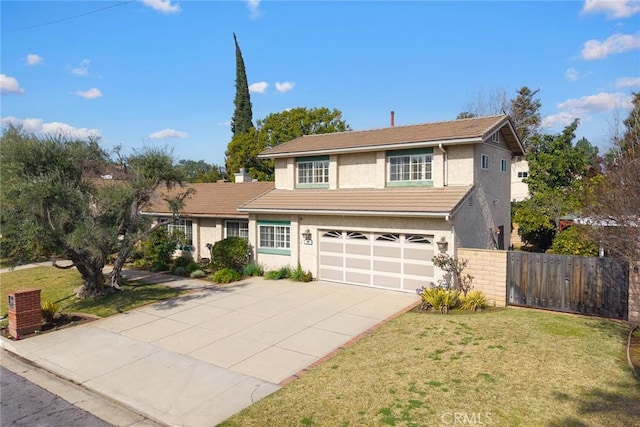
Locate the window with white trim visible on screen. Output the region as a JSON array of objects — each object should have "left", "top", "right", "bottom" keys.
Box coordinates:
[
  {"left": 225, "top": 220, "right": 248, "bottom": 239},
  {"left": 165, "top": 218, "right": 193, "bottom": 246},
  {"left": 297, "top": 157, "right": 329, "bottom": 187},
  {"left": 491, "top": 131, "right": 499, "bottom": 143},
  {"left": 481, "top": 154, "right": 489, "bottom": 170},
  {"left": 501, "top": 159, "right": 508, "bottom": 172},
  {"left": 517, "top": 171, "right": 528, "bottom": 178},
  {"left": 387, "top": 149, "right": 433, "bottom": 184},
  {"left": 258, "top": 221, "right": 290, "bottom": 253}
]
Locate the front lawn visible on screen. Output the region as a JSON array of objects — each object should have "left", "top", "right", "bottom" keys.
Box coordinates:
[
  {"left": 221, "top": 308, "right": 640, "bottom": 426},
  {"left": 0, "top": 267, "right": 185, "bottom": 320}
]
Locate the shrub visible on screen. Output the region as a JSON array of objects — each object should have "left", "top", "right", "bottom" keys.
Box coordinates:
[
  {"left": 212, "top": 268, "right": 242, "bottom": 283},
  {"left": 264, "top": 266, "right": 292, "bottom": 280},
  {"left": 173, "top": 266, "right": 187, "bottom": 276},
  {"left": 143, "top": 228, "right": 179, "bottom": 266},
  {"left": 151, "top": 260, "right": 169, "bottom": 272},
  {"left": 547, "top": 226, "right": 599, "bottom": 257},
  {"left": 459, "top": 290, "right": 487, "bottom": 312},
  {"left": 416, "top": 286, "right": 459, "bottom": 314},
  {"left": 243, "top": 262, "right": 264, "bottom": 277},
  {"left": 290, "top": 263, "right": 313, "bottom": 282},
  {"left": 41, "top": 300, "right": 61, "bottom": 323},
  {"left": 432, "top": 253, "right": 473, "bottom": 296},
  {"left": 173, "top": 255, "right": 193, "bottom": 269},
  {"left": 190, "top": 269, "right": 206, "bottom": 279},
  {"left": 209, "top": 237, "right": 249, "bottom": 272},
  {"left": 185, "top": 262, "right": 200, "bottom": 274}
]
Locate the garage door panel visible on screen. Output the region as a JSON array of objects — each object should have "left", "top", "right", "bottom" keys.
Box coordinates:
[
  {"left": 403, "top": 263, "right": 433, "bottom": 277},
  {"left": 373, "top": 260, "right": 401, "bottom": 274},
  {"left": 404, "top": 277, "right": 427, "bottom": 290},
  {"left": 373, "top": 246, "right": 401, "bottom": 257},
  {"left": 373, "top": 274, "right": 402, "bottom": 289},
  {"left": 345, "top": 244, "right": 371, "bottom": 256},
  {"left": 320, "top": 242, "right": 343, "bottom": 253},
  {"left": 404, "top": 248, "right": 434, "bottom": 260},
  {"left": 346, "top": 271, "right": 370, "bottom": 285},
  {"left": 321, "top": 268, "right": 344, "bottom": 281},
  {"left": 320, "top": 255, "right": 343, "bottom": 267},
  {"left": 345, "top": 257, "right": 370, "bottom": 269}
]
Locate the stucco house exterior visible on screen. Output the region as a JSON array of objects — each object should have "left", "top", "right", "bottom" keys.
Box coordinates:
[
  {"left": 239, "top": 115, "right": 524, "bottom": 292},
  {"left": 511, "top": 157, "right": 529, "bottom": 202},
  {"left": 142, "top": 174, "right": 273, "bottom": 261}
]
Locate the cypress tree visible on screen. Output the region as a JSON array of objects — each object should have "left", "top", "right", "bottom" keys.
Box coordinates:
[{"left": 231, "top": 32, "right": 253, "bottom": 136}]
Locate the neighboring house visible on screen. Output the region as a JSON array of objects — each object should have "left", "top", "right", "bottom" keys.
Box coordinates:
[
  {"left": 239, "top": 115, "right": 524, "bottom": 292},
  {"left": 141, "top": 171, "right": 274, "bottom": 261},
  {"left": 511, "top": 157, "right": 529, "bottom": 202}
]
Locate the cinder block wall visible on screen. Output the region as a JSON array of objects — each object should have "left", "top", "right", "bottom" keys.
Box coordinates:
[
  {"left": 457, "top": 248, "right": 507, "bottom": 307},
  {"left": 629, "top": 267, "right": 640, "bottom": 324}
]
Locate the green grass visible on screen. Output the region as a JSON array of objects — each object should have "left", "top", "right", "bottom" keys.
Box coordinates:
[
  {"left": 1, "top": 266, "right": 185, "bottom": 320},
  {"left": 219, "top": 308, "right": 640, "bottom": 427}
]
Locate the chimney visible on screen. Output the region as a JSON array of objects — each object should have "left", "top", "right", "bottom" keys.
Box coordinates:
[
  {"left": 390, "top": 110, "right": 395, "bottom": 127},
  {"left": 234, "top": 168, "right": 252, "bottom": 183}
]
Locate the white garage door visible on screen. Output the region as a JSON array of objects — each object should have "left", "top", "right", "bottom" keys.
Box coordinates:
[{"left": 319, "top": 230, "right": 435, "bottom": 292}]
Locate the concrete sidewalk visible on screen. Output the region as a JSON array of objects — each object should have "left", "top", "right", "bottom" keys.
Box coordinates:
[{"left": 1, "top": 272, "right": 419, "bottom": 426}]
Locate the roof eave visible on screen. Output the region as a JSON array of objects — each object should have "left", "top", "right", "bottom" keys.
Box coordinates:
[
  {"left": 259, "top": 137, "right": 482, "bottom": 159},
  {"left": 237, "top": 207, "right": 452, "bottom": 218}
]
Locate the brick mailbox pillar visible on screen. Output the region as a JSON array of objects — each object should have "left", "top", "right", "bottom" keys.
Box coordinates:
[{"left": 7, "top": 289, "right": 42, "bottom": 338}]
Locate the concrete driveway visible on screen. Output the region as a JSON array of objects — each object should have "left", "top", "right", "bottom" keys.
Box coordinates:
[{"left": 1, "top": 274, "right": 419, "bottom": 426}]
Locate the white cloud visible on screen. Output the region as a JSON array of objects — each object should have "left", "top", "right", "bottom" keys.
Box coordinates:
[
  {"left": 275, "top": 81, "right": 295, "bottom": 93},
  {"left": 581, "top": 0, "right": 640, "bottom": 18},
  {"left": 1, "top": 116, "right": 101, "bottom": 139},
  {"left": 148, "top": 128, "right": 188, "bottom": 139},
  {"left": 249, "top": 81, "right": 268, "bottom": 93},
  {"left": 26, "top": 54, "right": 44, "bottom": 66},
  {"left": 558, "top": 92, "right": 632, "bottom": 113},
  {"left": 614, "top": 76, "right": 640, "bottom": 88},
  {"left": 247, "top": 0, "right": 261, "bottom": 19},
  {"left": 74, "top": 88, "right": 102, "bottom": 99},
  {"left": 141, "top": 0, "right": 180, "bottom": 14},
  {"left": 581, "top": 32, "right": 640, "bottom": 59},
  {"left": 0, "top": 74, "right": 25, "bottom": 94},
  {"left": 543, "top": 92, "right": 632, "bottom": 129},
  {"left": 72, "top": 59, "right": 91, "bottom": 76},
  {"left": 564, "top": 67, "right": 580, "bottom": 81}
]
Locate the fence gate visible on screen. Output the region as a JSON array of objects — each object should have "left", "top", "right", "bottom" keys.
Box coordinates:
[{"left": 507, "top": 252, "right": 628, "bottom": 320}]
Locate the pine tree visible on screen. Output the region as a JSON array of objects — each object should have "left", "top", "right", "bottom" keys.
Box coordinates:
[{"left": 231, "top": 33, "right": 253, "bottom": 136}]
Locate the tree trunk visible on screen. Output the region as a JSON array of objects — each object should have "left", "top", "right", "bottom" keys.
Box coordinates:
[
  {"left": 109, "top": 245, "right": 131, "bottom": 289},
  {"left": 67, "top": 250, "right": 111, "bottom": 298}
]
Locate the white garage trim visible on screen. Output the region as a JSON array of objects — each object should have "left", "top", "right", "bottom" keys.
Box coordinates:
[{"left": 319, "top": 229, "right": 434, "bottom": 292}]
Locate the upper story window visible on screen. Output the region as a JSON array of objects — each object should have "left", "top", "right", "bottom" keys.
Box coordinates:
[
  {"left": 491, "top": 131, "right": 499, "bottom": 143},
  {"left": 517, "top": 171, "right": 529, "bottom": 178},
  {"left": 297, "top": 156, "right": 329, "bottom": 188},
  {"left": 481, "top": 154, "right": 489, "bottom": 170},
  {"left": 501, "top": 159, "right": 508, "bottom": 172},
  {"left": 387, "top": 148, "right": 433, "bottom": 186}
]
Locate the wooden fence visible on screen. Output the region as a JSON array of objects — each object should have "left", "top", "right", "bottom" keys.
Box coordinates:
[{"left": 507, "top": 252, "right": 629, "bottom": 320}]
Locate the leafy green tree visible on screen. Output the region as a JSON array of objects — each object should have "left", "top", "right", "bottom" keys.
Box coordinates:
[
  {"left": 547, "top": 226, "right": 598, "bottom": 256},
  {"left": 176, "top": 159, "right": 226, "bottom": 182},
  {"left": 225, "top": 107, "right": 351, "bottom": 181},
  {"left": 0, "top": 126, "right": 191, "bottom": 297},
  {"left": 513, "top": 120, "right": 597, "bottom": 250},
  {"left": 231, "top": 32, "right": 253, "bottom": 137}
]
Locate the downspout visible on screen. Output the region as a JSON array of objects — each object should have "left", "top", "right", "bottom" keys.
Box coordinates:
[{"left": 438, "top": 143, "right": 448, "bottom": 186}]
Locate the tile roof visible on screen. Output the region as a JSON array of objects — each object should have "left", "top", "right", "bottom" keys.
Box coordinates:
[
  {"left": 260, "top": 115, "right": 523, "bottom": 158},
  {"left": 143, "top": 181, "right": 274, "bottom": 218},
  {"left": 239, "top": 186, "right": 473, "bottom": 217}
]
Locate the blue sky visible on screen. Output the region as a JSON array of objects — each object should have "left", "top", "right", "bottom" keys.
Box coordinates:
[{"left": 2, "top": 1, "right": 639, "bottom": 168}]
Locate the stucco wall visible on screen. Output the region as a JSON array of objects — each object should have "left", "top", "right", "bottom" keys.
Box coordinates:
[
  {"left": 274, "top": 158, "right": 294, "bottom": 190},
  {"left": 446, "top": 145, "right": 474, "bottom": 186},
  {"left": 337, "top": 152, "right": 377, "bottom": 188},
  {"left": 629, "top": 266, "right": 640, "bottom": 324},
  {"left": 457, "top": 248, "right": 508, "bottom": 307},
  {"left": 196, "top": 217, "right": 222, "bottom": 260},
  {"left": 510, "top": 158, "right": 529, "bottom": 202}
]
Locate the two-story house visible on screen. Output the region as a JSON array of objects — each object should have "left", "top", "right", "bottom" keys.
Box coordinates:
[{"left": 239, "top": 115, "right": 524, "bottom": 292}]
